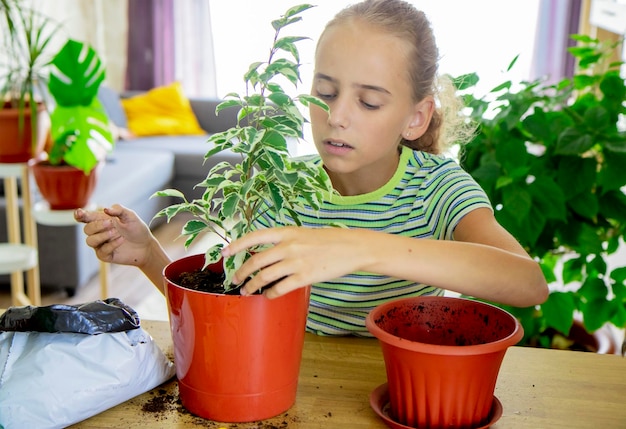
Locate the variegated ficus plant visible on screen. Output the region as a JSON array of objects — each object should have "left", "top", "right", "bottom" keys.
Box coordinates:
[{"left": 154, "top": 4, "right": 333, "bottom": 290}]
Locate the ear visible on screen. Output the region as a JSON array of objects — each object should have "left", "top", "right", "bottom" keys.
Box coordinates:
[{"left": 402, "top": 97, "right": 435, "bottom": 141}]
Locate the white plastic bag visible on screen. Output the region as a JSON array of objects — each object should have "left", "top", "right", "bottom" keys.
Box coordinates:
[{"left": 0, "top": 301, "right": 175, "bottom": 429}]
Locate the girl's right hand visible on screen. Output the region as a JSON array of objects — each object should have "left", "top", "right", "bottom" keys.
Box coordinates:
[{"left": 74, "top": 204, "right": 155, "bottom": 268}]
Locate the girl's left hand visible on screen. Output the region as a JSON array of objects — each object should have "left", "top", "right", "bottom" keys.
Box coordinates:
[{"left": 221, "top": 226, "right": 366, "bottom": 298}]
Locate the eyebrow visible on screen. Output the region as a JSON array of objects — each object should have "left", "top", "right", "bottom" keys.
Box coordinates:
[{"left": 314, "top": 73, "right": 391, "bottom": 95}]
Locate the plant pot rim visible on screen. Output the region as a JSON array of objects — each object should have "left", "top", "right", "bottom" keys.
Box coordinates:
[
  {"left": 163, "top": 253, "right": 274, "bottom": 300},
  {"left": 365, "top": 295, "right": 523, "bottom": 355}
]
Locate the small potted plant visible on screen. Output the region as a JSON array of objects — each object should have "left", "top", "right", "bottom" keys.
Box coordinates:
[
  {"left": 0, "top": 0, "right": 60, "bottom": 163},
  {"left": 29, "top": 38, "right": 115, "bottom": 210},
  {"left": 154, "top": 4, "right": 333, "bottom": 423},
  {"left": 456, "top": 34, "right": 626, "bottom": 352}
]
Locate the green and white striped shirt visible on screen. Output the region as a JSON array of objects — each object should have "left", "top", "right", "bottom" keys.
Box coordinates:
[{"left": 257, "top": 145, "right": 493, "bottom": 336}]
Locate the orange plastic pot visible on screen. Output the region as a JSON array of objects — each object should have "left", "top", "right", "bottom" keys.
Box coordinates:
[
  {"left": 365, "top": 296, "right": 523, "bottom": 428},
  {"left": 29, "top": 158, "right": 102, "bottom": 210},
  {"left": 164, "top": 253, "right": 311, "bottom": 423}
]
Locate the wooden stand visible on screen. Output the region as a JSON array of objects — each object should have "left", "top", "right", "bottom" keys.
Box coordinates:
[{"left": 0, "top": 163, "right": 41, "bottom": 306}]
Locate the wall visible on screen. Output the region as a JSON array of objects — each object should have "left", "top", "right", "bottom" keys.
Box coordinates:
[{"left": 32, "top": 0, "right": 129, "bottom": 91}]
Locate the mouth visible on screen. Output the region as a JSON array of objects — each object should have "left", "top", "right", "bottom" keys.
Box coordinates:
[{"left": 325, "top": 139, "right": 353, "bottom": 149}]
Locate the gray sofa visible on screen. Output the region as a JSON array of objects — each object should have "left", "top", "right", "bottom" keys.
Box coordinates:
[{"left": 0, "top": 87, "right": 240, "bottom": 295}]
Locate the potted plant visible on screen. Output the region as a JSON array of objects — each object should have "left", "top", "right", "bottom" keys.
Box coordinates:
[
  {"left": 153, "top": 4, "right": 333, "bottom": 422},
  {"left": 455, "top": 34, "right": 626, "bottom": 352},
  {"left": 29, "top": 38, "right": 115, "bottom": 210},
  {"left": 366, "top": 295, "right": 521, "bottom": 428},
  {"left": 0, "top": 0, "right": 60, "bottom": 163}
]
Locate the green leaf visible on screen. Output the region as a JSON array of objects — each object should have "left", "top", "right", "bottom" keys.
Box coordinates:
[
  {"left": 556, "top": 156, "right": 596, "bottom": 199},
  {"left": 541, "top": 291, "right": 576, "bottom": 335},
  {"left": 567, "top": 190, "right": 598, "bottom": 219},
  {"left": 46, "top": 39, "right": 114, "bottom": 172},
  {"left": 501, "top": 184, "right": 532, "bottom": 225},
  {"left": 48, "top": 39, "right": 105, "bottom": 106},
  {"left": 562, "top": 256, "right": 584, "bottom": 284},
  {"left": 527, "top": 176, "right": 567, "bottom": 221},
  {"left": 555, "top": 127, "right": 595, "bottom": 155},
  {"left": 221, "top": 192, "right": 240, "bottom": 219},
  {"left": 598, "top": 151, "right": 626, "bottom": 192}
]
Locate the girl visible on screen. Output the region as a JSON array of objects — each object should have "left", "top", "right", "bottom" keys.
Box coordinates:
[{"left": 75, "top": 0, "right": 547, "bottom": 336}]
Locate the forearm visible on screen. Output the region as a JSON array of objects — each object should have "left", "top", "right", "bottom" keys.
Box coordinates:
[
  {"left": 356, "top": 230, "right": 547, "bottom": 307},
  {"left": 137, "top": 239, "right": 172, "bottom": 294}
]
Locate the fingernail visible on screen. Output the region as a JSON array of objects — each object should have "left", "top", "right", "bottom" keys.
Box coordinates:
[
  {"left": 221, "top": 246, "right": 230, "bottom": 257},
  {"left": 239, "top": 286, "right": 248, "bottom": 296}
]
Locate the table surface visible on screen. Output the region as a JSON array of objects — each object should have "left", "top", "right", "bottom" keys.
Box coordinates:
[{"left": 65, "top": 318, "right": 626, "bottom": 429}]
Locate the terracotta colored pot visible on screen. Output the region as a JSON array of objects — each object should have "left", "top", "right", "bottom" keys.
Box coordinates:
[
  {"left": 164, "top": 253, "right": 311, "bottom": 423},
  {"left": 29, "top": 159, "right": 102, "bottom": 210},
  {"left": 0, "top": 103, "right": 49, "bottom": 163},
  {"left": 365, "top": 295, "right": 523, "bottom": 428}
]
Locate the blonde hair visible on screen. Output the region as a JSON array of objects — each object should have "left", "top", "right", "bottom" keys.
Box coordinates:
[{"left": 322, "top": 0, "right": 475, "bottom": 154}]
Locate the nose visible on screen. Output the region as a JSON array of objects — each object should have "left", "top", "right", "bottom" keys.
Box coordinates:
[{"left": 327, "top": 96, "right": 350, "bottom": 129}]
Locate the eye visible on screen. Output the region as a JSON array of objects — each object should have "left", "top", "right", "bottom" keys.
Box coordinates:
[
  {"left": 360, "top": 99, "right": 380, "bottom": 110},
  {"left": 315, "top": 90, "right": 336, "bottom": 101}
]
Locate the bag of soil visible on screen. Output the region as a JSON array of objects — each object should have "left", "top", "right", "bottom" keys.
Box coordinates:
[{"left": 0, "top": 299, "right": 175, "bottom": 429}]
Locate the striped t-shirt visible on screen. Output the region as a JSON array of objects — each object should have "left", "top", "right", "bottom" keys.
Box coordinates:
[{"left": 256, "top": 145, "right": 493, "bottom": 336}]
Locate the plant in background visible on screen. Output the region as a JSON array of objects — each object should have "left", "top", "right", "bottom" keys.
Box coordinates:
[
  {"left": 154, "top": 4, "right": 333, "bottom": 290},
  {"left": 0, "top": 0, "right": 60, "bottom": 148},
  {"left": 46, "top": 38, "right": 115, "bottom": 173},
  {"left": 455, "top": 34, "right": 626, "bottom": 349}
]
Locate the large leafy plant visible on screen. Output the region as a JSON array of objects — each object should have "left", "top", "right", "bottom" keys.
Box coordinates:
[
  {"left": 456, "top": 34, "right": 626, "bottom": 348},
  {"left": 46, "top": 38, "right": 114, "bottom": 173},
  {"left": 154, "top": 4, "right": 333, "bottom": 290}
]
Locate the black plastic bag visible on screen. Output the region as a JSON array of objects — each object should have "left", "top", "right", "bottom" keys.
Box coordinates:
[{"left": 0, "top": 298, "right": 140, "bottom": 334}]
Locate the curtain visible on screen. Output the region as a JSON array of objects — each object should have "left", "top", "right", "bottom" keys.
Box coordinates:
[
  {"left": 530, "top": 0, "right": 582, "bottom": 84},
  {"left": 173, "top": 0, "right": 217, "bottom": 97},
  {"left": 125, "top": 0, "right": 217, "bottom": 97},
  {"left": 126, "top": 0, "right": 175, "bottom": 91}
]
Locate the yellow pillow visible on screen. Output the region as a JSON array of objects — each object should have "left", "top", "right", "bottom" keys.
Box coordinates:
[{"left": 121, "top": 82, "right": 206, "bottom": 136}]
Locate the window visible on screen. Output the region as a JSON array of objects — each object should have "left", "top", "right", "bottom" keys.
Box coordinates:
[{"left": 209, "top": 1, "right": 541, "bottom": 154}]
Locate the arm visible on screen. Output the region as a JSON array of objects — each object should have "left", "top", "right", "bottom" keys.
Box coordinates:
[
  {"left": 74, "top": 204, "right": 171, "bottom": 293},
  {"left": 222, "top": 208, "right": 548, "bottom": 306}
]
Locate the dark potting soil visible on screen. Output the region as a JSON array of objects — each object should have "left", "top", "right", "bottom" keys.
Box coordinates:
[
  {"left": 175, "top": 269, "right": 241, "bottom": 295},
  {"left": 141, "top": 388, "right": 297, "bottom": 428},
  {"left": 175, "top": 268, "right": 270, "bottom": 295}
]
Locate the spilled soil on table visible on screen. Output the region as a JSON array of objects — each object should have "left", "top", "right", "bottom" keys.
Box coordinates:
[{"left": 141, "top": 388, "right": 298, "bottom": 428}]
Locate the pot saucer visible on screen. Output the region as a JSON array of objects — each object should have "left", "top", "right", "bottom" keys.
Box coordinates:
[{"left": 369, "top": 383, "right": 503, "bottom": 429}]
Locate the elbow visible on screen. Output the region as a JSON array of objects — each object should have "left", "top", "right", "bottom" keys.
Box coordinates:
[{"left": 524, "top": 263, "right": 549, "bottom": 307}]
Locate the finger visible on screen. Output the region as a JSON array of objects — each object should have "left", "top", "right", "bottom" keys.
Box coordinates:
[
  {"left": 263, "top": 277, "right": 302, "bottom": 300},
  {"left": 104, "top": 204, "right": 126, "bottom": 219},
  {"left": 234, "top": 245, "right": 285, "bottom": 286},
  {"left": 223, "top": 228, "right": 285, "bottom": 257},
  {"left": 94, "top": 236, "right": 124, "bottom": 263},
  {"left": 83, "top": 217, "right": 114, "bottom": 236},
  {"left": 240, "top": 263, "right": 286, "bottom": 295},
  {"left": 74, "top": 208, "right": 107, "bottom": 223},
  {"left": 85, "top": 227, "right": 122, "bottom": 248}
]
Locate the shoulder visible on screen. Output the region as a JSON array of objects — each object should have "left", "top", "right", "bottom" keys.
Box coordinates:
[{"left": 403, "top": 147, "right": 471, "bottom": 183}]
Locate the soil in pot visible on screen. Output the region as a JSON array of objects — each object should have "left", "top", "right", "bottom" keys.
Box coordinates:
[{"left": 174, "top": 267, "right": 268, "bottom": 295}]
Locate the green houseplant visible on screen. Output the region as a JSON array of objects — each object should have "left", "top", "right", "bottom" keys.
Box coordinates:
[
  {"left": 0, "top": 0, "right": 60, "bottom": 162},
  {"left": 154, "top": 4, "right": 334, "bottom": 422},
  {"left": 456, "top": 34, "right": 626, "bottom": 351},
  {"left": 30, "top": 38, "right": 114, "bottom": 210}
]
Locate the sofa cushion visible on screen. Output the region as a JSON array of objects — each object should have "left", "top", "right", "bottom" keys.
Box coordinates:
[
  {"left": 98, "top": 86, "right": 128, "bottom": 129},
  {"left": 120, "top": 82, "right": 206, "bottom": 137},
  {"left": 96, "top": 149, "right": 174, "bottom": 208},
  {"left": 115, "top": 137, "right": 239, "bottom": 200}
]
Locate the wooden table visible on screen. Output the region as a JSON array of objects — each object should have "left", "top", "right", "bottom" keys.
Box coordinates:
[{"left": 67, "top": 318, "right": 626, "bottom": 429}]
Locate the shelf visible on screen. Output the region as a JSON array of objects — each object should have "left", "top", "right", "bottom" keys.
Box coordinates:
[{"left": 0, "top": 243, "right": 37, "bottom": 274}]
